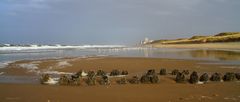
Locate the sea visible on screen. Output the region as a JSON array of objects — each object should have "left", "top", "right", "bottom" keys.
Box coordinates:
[{"left": 0, "top": 44, "right": 240, "bottom": 68}]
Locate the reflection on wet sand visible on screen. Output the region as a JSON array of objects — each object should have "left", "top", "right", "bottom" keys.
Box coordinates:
[{"left": 178, "top": 50, "right": 240, "bottom": 61}]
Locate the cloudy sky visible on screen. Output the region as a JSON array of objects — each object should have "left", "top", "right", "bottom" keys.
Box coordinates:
[{"left": 0, "top": 0, "right": 239, "bottom": 45}]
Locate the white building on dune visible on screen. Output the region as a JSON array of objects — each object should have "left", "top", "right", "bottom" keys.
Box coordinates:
[{"left": 140, "top": 37, "right": 154, "bottom": 45}]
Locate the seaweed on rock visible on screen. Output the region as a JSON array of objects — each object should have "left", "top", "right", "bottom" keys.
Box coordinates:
[
  {"left": 117, "top": 77, "right": 128, "bottom": 84},
  {"left": 96, "top": 70, "right": 106, "bottom": 76},
  {"left": 99, "top": 75, "right": 110, "bottom": 85},
  {"left": 235, "top": 73, "right": 240, "bottom": 80},
  {"left": 59, "top": 75, "right": 70, "bottom": 85},
  {"left": 159, "top": 69, "right": 167, "bottom": 75},
  {"left": 172, "top": 69, "right": 179, "bottom": 75},
  {"left": 189, "top": 71, "right": 199, "bottom": 84},
  {"left": 223, "top": 72, "right": 235, "bottom": 81},
  {"left": 182, "top": 70, "right": 190, "bottom": 75},
  {"left": 128, "top": 76, "right": 140, "bottom": 84},
  {"left": 121, "top": 70, "right": 129, "bottom": 75},
  {"left": 210, "top": 73, "right": 221, "bottom": 82},
  {"left": 200, "top": 73, "right": 209, "bottom": 82},
  {"left": 175, "top": 72, "right": 185, "bottom": 83},
  {"left": 40, "top": 74, "right": 50, "bottom": 84},
  {"left": 110, "top": 69, "right": 121, "bottom": 76}
]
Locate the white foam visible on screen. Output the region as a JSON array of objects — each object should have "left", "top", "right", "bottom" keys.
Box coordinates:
[
  {"left": 18, "top": 63, "right": 38, "bottom": 70},
  {"left": 0, "top": 44, "right": 125, "bottom": 51},
  {"left": 44, "top": 77, "right": 58, "bottom": 85},
  {"left": 0, "top": 61, "right": 13, "bottom": 69},
  {"left": 224, "top": 97, "right": 237, "bottom": 101},
  {"left": 57, "top": 61, "right": 72, "bottom": 67},
  {"left": 80, "top": 71, "right": 88, "bottom": 77},
  {"left": 197, "top": 81, "right": 204, "bottom": 84},
  {"left": 0, "top": 72, "right": 4, "bottom": 75},
  {"left": 42, "top": 71, "right": 73, "bottom": 75},
  {"left": 18, "top": 63, "right": 39, "bottom": 73},
  {"left": 107, "top": 75, "right": 127, "bottom": 78}
]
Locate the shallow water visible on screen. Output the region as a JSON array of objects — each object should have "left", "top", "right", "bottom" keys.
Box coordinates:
[{"left": 0, "top": 47, "right": 240, "bottom": 66}]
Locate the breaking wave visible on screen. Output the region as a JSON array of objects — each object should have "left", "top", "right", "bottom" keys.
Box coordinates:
[{"left": 0, "top": 44, "right": 125, "bottom": 51}]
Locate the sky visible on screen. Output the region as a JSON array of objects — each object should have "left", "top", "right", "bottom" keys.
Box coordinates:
[{"left": 0, "top": 0, "right": 240, "bottom": 45}]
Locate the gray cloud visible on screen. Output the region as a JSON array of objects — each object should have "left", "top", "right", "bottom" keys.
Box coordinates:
[{"left": 0, "top": 0, "right": 240, "bottom": 45}]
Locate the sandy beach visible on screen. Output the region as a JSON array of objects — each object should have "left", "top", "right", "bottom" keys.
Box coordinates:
[{"left": 0, "top": 57, "right": 240, "bottom": 102}]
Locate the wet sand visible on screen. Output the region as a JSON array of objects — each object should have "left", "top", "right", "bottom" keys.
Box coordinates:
[
  {"left": 0, "top": 57, "right": 240, "bottom": 102},
  {"left": 152, "top": 42, "right": 240, "bottom": 50},
  {"left": 1, "top": 82, "right": 240, "bottom": 102}
]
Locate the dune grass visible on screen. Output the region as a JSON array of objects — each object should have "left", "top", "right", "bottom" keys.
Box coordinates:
[{"left": 150, "top": 32, "right": 240, "bottom": 44}]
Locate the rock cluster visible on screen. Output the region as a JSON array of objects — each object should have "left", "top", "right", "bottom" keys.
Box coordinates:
[
  {"left": 40, "top": 74, "right": 50, "bottom": 84},
  {"left": 86, "top": 71, "right": 96, "bottom": 86},
  {"left": 175, "top": 72, "right": 185, "bottom": 83},
  {"left": 200, "top": 73, "right": 209, "bottom": 82},
  {"left": 128, "top": 76, "right": 140, "bottom": 84},
  {"left": 117, "top": 78, "right": 128, "bottom": 84},
  {"left": 223, "top": 72, "right": 235, "bottom": 81},
  {"left": 140, "top": 69, "right": 159, "bottom": 84},
  {"left": 172, "top": 69, "right": 179, "bottom": 75},
  {"left": 110, "top": 69, "right": 121, "bottom": 76},
  {"left": 121, "top": 70, "right": 129, "bottom": 75},
  {"left": 59, "top": 75, "right": 70, "bottom": 85},
  {"left": 235, "top": 73, "right": 240, "bottom": 80},
  {"left": 189, "top": 71, "right": 199, "bottom": 84},
  {"left": 210, "top": 73, "right": 221, "bottom": 81},
  {"left": 182, "top": 70, "right": 190, "bottom": 75},
  {"left": 96, "top": 70, "right": 106, "bottom": 76},
  {"left": 159, "top": 69, "right": 167, "bottom": 75},
  {"left": 99, "top": 75, "right": 110, "bottom": 85}
]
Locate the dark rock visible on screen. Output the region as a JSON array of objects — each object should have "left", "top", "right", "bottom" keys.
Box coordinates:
[
  {"left": 117, "top": 78, "right": 128, "bottom": 84},
  {"left": 223, "top": 72, "right": 235, "bottom": 81},
  {"left": 128, "top": 76, "right": 140, "bottom": 84},
  {"left": 235, "top": 73, "right": 240, "bottom": 80},
  {"left": 96, "top": 70, "right": 106, "bottom": 76},
  {"left": 87, "top": 71, "right": 96, "bottom": 79},
  {"left": 172, "top": 69, "right": 179, "bottom": 75},
  {"left": 40, "top": 74, "right": 50, "bottom": 84},
  {"left": 140, "top": 74, "right": 151, "bottom": 84},
  {"left": 59, "top": 75, "right": 70, "bottom": 85},
  {"left": 141, "top": 73, "right": 159, "bottom": 84},
  {"left": 175, "top": 72, "right": 185, "bottom": 83},
  {"left": 76, "top": 70, "right": 84, "bottom": 76},
  {"left": 69, "top": 78, "right": 81, "bottom": 86},
  {"left": 150, "top": 74, "right": 159, "bottom": 83},
  {"left": 210, "top": 73, "right": 221, "bottom": 81},
  {"left": 71, "top": 74, "right": 80, "bottom": 80},
  {"left": 99, "top": 75, "right": 110, "bottom": 85},
  {"left": 200, "top": 73, "right": 209, "bottom": 82},
  {"left": 147, "top": 69, "right": 156, "bottom": 75},
  {"left": 189, "top": 71, "right": 199, "bottom": 84},
  {"left": 182, "top": 70, "right": 190, "bottom": 75},
  {"left": 86, "top": 71, "right": 96, "bottom": 86},
  {"left": 121, "top": 70, "right": 129, "bottom": 75},
  {"left": 86, "top": 77, "right": 96, "bottom": 86},
  {"left": 159, "top": 69, "right": 167, "bottom": 75},
  {"left": 110, "top": 69, "right": 121, "bottom": 76}
]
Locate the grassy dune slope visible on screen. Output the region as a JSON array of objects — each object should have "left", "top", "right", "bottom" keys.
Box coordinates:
[{"left": 150, "top": 32, "right": 240, "bottom": 44}]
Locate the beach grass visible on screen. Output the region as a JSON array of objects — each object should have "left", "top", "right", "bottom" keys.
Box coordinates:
[{"left": 150, "top": 32, "right": 240, "bottom": 44}]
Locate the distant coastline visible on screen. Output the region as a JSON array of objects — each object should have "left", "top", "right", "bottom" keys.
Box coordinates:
[
  {"left": 148, "top": 32, "right": 240, "bottom": 44},
  {"left": 146, "top": 32, "right": 240, "bottom": 50}
]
